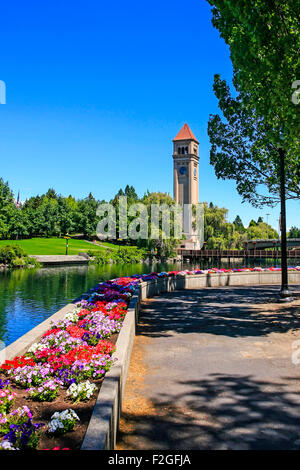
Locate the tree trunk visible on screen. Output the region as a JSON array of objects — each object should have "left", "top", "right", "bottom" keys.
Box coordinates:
[{"left": 279, "top": 148, "right": 290, "bottom": 298}]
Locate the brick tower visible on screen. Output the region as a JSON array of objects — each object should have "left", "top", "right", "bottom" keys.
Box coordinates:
[
  {"left": 172, "top": 123, "right": 199, "bottom": 206},
  {"left": 172, "top": 124, "right": 200, "bottom": 249}
]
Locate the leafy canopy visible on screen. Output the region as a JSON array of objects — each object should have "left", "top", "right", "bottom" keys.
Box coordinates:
[{"left": 207, "top": 0, "right": 300, "bottom": 207}]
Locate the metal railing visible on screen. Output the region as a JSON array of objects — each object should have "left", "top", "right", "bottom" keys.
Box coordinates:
[{"left": 177, "top": 249, "right": 300, "bottom": 258}]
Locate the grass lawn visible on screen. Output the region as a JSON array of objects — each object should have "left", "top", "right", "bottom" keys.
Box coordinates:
[{"left": 0, "top": 238, "right": 120, "bottom": 255}]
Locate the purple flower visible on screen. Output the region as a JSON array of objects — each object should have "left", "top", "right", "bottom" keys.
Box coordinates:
[{"left": 0, "top": 379, "right": 11, "bottom": 389}]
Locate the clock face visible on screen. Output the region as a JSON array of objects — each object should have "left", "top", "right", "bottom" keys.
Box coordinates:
[{"left": 179, "top": 166, "right": 187, "bottom": 175}]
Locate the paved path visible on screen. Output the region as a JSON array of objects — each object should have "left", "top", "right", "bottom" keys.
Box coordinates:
[{"left": 116, "top": 285, "right": 300, "bottom": 450}]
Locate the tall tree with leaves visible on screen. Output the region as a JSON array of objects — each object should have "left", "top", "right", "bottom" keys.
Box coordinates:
[
  {"left": 207, "top": 0, "right": 299, "bottom": 298},
  {"left": 207, "top": 0, "right": 300, "bottom": 205},
  {"left": 288, "top": 226, "right": 300, "bottom": 238},
  {"left": 0, "top": 178, "right": 16, "bottom": 238},
  {"left": 208, "top": 76, "right": 299, "bottom": 206},
  {"left": 233, "top": 215, "right": 245, "bottom": 233}
]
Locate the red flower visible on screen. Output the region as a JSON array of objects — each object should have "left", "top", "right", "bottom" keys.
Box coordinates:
[
  {"left": 43, "top": 447, "right": 70, "bottom": 450},
  {"left": 0, "top": 355, "right": 35, "bottom": 371},
  {"left": 78, "top": 309, "right": 90, "bottom": 317},
  {"left": 66, "top": 325, "right": 87, "bottom": 338},
  {"left": 91, "top": 301, "right": 106, "bottom": 313},
  {"left": 42, "top": 328, "right": 61, "bottom": 338},
  {"left": 94, "top": 340, "right": 115, "bottom": 355}
]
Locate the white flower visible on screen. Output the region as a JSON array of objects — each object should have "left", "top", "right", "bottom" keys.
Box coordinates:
[
  {"left": 66, "top": 381, "right": 97, "bottom": 401},
  {"left": 0, "top": 440, "right": 18, "bottom": 450},
  {"left": 28, "top": 342, "right": 47, "bottom": 353},
  {"left": 48, "top": 409, "right": 80, "bottom": 434},
  {"left": 64, "top": 310, "right": 79, "bottom": 323}
]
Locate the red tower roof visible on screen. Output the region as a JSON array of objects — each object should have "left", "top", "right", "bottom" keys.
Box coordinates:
[{"left": 173, "top": 123, "right": 199, "bottom": 143}]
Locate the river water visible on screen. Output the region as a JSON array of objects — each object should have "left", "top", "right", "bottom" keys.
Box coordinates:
[{"left": 0, "top": 258, "right": 299, "bottom": 347}]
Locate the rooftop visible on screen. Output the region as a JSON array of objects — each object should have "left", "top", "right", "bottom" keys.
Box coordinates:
[{"left": 173, "top": 123, "right": 199, "bottom": 143}]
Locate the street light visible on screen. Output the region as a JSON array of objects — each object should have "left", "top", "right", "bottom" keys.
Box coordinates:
[
  {"left": 266, "top": 213, "right": 270, "bottom": 239},
  {"left": 64, "top": 234, "right": 70, "bottom": 256}
]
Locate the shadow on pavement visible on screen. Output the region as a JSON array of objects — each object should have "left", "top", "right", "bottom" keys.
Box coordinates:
[
  {"left": 138, "top": 286, "right": 300, "bottom": 338},
  {"left": 118, "top": 372, "right": 300, "bottom": 450}
]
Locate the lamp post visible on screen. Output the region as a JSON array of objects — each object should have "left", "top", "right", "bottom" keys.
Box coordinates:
[
  {"left": 266, "top": 213, "right": 270, "bottom": 239},
  {"left": 64, "top": 234, "right": 70, "bottom": 256},
  {"left": 279, "top": 148, "right": 293, "bottom": 301}
]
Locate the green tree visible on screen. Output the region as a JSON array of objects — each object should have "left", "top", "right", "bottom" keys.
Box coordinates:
[
  {"left": 249, "top": 219, "right": 257, "bottom": 227},
  {"left": 8, "top": 206, "right": 30, "bottom": 239},
  {"left": 76, "top": 194, "right": 99, "bottom": 238},
  {"left": 140, "top": 192, "right": 179, "bottom": 259},
  {"left": 207, "top": 1, "right": 300, "bottom": 207},
  {"left": 0, "top": 178, "right": 15, "bottom": 237},
  {"left": 45, "top": 188, "right": 58, "bottom": 200},
  {"left": 208, "top": 77, "right": 299, "bottom": 207},
  {"left": 288, "top": 226, "right": 300, "bottom": 238},
  {"left": 208, "top": 0, "right": 299, "bottom": 139},
  {"left": 246, "top": 221, "right": 278, "bottom": 240},
  {"left": 233, "top": 215, "right": 245, "bottom": 233},
  {"left": 203, "top": 202, "right": 246, "bottom": 249},
  {"left": 57, "top": 195, "right": 78, "bottom": 235},
  {"left": 124, "top": 185, "right": 138, "bottom": 202}
]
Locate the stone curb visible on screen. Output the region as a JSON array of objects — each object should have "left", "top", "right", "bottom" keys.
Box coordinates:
[
  {"left": 81, "top": 293, "right": 138, "bottom": 450},
  {"left": 0, "top": 303, "right": 77, "bottom": 364}
]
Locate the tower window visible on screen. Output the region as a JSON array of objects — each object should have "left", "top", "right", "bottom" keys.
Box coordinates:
[{"left": 185, "top": 147, "right": 188, "bottom": 154}]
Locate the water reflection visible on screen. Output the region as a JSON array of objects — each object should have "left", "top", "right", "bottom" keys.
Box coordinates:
[{"left": 0, "top": 262, "right": 178, "bottom": 346}]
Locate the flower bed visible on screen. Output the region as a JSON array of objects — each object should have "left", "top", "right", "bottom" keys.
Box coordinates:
[
  {"left": 0, "top": 266, "right": 299, "bottom": 450},
  {"left": 0, "top": 277, "right": 138, "bottom": 450}
]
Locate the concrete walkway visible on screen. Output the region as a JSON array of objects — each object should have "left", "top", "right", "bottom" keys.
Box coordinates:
[{"left": 116, "top": 285, "right": 300, "bottom": 450}]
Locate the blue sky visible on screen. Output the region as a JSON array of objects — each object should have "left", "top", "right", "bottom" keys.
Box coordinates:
[{"left": 0, "top": 0, "right": 298, "bottom": 231}]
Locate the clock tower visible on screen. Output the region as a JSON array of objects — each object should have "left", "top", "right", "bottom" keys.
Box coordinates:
[{"left": 172, "top": 123, "right": 199, "bottom": 205}]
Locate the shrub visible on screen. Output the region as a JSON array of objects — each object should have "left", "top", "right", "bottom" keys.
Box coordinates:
[
  {"left": 24, "top": 257, "right": 41, "bottom": 268},
  {"left": 0, "top": 245, "right": 25, "bottom": 265},
  {"left": 11, "top": 257, "right": 25, "bottom": 267},
  {"left": 88, "top": 249, "right": 112, "bottom": 265},
  {"left": 112, "top": 247, "right": 147, "bottom": 264},
  {"left": 0, "top": 245, "right": 41, "bottom": 269}
]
